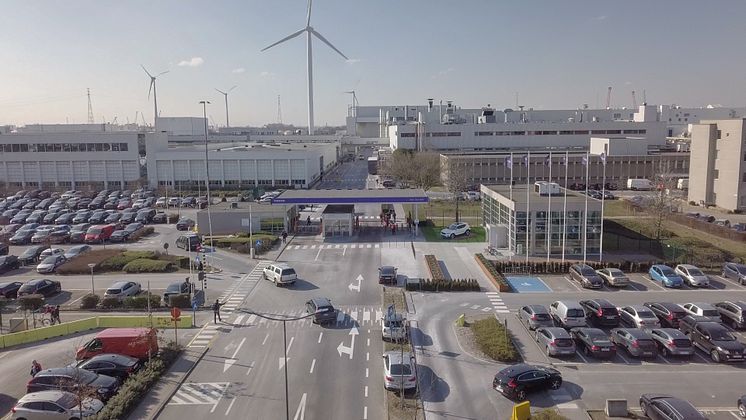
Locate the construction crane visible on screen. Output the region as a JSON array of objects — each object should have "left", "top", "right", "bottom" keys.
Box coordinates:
[
  {"left": 605, "top": 86, "right": 612, "bottom": 109},
  {"left": 632, "top": 90, "right": 637, "bottom": 108}
]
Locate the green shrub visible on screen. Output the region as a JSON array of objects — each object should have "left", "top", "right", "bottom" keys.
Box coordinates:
[
  {"left": 166, "top": 293, "right": 191, "bottom": 308},
  {"left": 100, "top": 297, "right": 123, "bottom": 309},
  {"left": 122, "top": 259, "right": 174, "bottom": 273},
  {"left": 471, "top": 317, "right": 520, "bottom": 362},
  {"left": 100, "top": 251, "right": 157, "bottom": 271},
  {"left": 80, "top": 294, "right": 100, "bottom": 310},
  {"left": 56, "top": 249, "right": 124, "bottom": 274},
  {"left": 129, "top": 226, "right": 155, "bottom": 242},
  {"left": 18, "top": 294, "right": 45, "bottom": 311},
  {"left": 530, "top": 409, "right": 569, "bottom": 420},
  {"left": 123, "top": 294, "right": 162, "bottom": 309}
]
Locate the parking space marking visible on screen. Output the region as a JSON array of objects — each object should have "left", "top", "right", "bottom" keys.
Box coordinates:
[
  {"left": 575, "top": 350, "right": 589, "bottom": 364},
  {"left": 715, "top": 275, "right": 746, "bottom": 290},
  {"left": 615, "top": 351, "right": 631, "bottom": 365},
  {"left": 637, "top": 274, "right": 667, "bottom": 291}
]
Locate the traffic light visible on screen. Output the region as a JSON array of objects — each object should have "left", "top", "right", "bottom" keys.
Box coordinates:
[{"left": 198, "top": 271, "right": 205, "bottom": 281}]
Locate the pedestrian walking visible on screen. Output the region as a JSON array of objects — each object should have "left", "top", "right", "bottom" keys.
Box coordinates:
[
  {"left": 212, "top": 299, "right": 225, "bottom": 323},
  {"left": 30, "top": 360, "right": 42, "bottom": 377},
  {"left": 392, "top": 224, "right": 396, "bottom": 235},
  {"left": 307, "top": 215, "right": 311, "bottom": 226},
  {"left": 281, "top": 230, "right": 288, "bottom": 244},
  {"left": 52, "top": 305, "right": 61, "bottom": 324}
]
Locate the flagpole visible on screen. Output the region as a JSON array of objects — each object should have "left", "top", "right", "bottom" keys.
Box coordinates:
[
  {"left": 599, "top": 146, "right": 607, "bottom": 262},
  {"left": 582, "top": 151, "right": 589, "bottom": 264},
  {"left": 525, "top": 151, "right": 530, "bottom": 264},
  {"left": 547, "top": 153, "right": 552, "bottom": 262},
  {"left": 561, "top": 151, "right": 568, "bottom": 263}
]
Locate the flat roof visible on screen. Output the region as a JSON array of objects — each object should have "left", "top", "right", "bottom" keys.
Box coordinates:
[
  {"left": 483, "top": 184, "right": 598, "bottom": 205},
  {"left": 272, "top": 189, "right": 428, "bottom": 205}
]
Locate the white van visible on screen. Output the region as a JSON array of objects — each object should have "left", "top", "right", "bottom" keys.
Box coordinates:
[
  {"left": 262, "top": 263, "right": 297, "bottom": 286},
  {"left": 549, "top": 301, "right": 587, "bottom": 329}
]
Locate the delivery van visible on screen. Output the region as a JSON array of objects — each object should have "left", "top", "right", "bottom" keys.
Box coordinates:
[{"left": 76, "top": 327, "right": 158, "bottom": 361}]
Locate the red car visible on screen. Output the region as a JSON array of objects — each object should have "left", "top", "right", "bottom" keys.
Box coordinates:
[{"left": 84, "top": 224, "right": 115, "bottom": 243}]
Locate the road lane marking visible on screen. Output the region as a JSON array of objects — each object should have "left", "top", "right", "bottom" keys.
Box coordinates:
[
  {"left": 365, "top": 385, "right": 368, "bottom": 397},
  {"left": 262, "top": 333, "right": 269, "bottom": 345},
  {"left": 562, "top": 275, "right": 583, "bottom": 292},
  {"left": 365, "top": 367, "right": 369, "bottom": 378},
  {"left": 310, "top": 245, "right": 316, "bottom": 249},
  {"left": 310, "top": 359, "right": 316, "bottom": 374},
  {"left": 575, "top": 350, "right": 589, "bottom": 364},
  {"left": 318, "top": 332, "right": 323, "bottom": 343},
  {"left": 367, "top": 337, "right": 370, "bottom": 347},
  {"left": 286, "top": 336, "right": 295, "bottom": 354},
  {"left": 246, "top": 361, "right": 254, "bottom": 376},
  {"left": 224, "top": 337, "right": 246, "bottom": 372},
  {"left": 343, "top": 246, "right": 347, "bottom": 256},
  {"left": 366, "top": 244, "right": 372, "bottom": 248},
  {"left": 364, "top": 406, "right": 368, "bottom": 419},
  {"left": 363, "top": 310, "right": 370, "bottom": 323},
  {"left": 374, "top": 244, "right": 379, "bottom": 248},
  {"left": 335, "top": 244, "right": 340, "bottom": 248},
  {"left": 315, "top": 248, "right": 322, "bottom": 261},
  {"left": 247, "top": 314, "right": 257, "bottom": 325},
  {"left": 367, "top": 352, "right": 370, "bottom": 361},
  {"left": 293, "top": 393, "right": 307, "bottom": 420},
  {"left": 233, "top": 315, "right": 244, "bottom": 326},
  {"left": 224, "top": 398, "right": 236, "bottom": 416}
]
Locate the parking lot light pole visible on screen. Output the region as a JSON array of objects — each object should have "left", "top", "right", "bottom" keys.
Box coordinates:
[
  {"left": 199, "top": 100, "right": 215, "bottom": 268},
  {"left": 87, "top": 263, "right": 95, "bottom": 296}
]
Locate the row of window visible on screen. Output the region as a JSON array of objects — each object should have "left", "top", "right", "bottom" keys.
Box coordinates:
[
  {"left": 0, "top": 143, "right": 130, "bottom": 153},
  {"left": 404, "top": 129, "right": 647, "bottom": 138}
]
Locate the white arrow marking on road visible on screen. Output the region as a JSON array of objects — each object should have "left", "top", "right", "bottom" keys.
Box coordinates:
[
  {"left": 336, "top": 326, "right": 359, "bottom": 359},
  {"left": 348, "top": 274, "right": 363, "bottom": 292},
  {"left": 223, "top": 337, "right": 246, "bottom": 372},
  {"left": 279, "top": 357, "right": 291, "bottom": 370},
  {"left": 293, "top": 393, "right": 307, "bottom": 420}
]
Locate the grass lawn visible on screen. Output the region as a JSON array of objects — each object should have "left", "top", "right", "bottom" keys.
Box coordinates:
[
  {"left": 603, "top": 200, "right": 638, "bottom": 217},
  {"left": 403, "top": 200, "right": 482, "bottom": 226},
  {"left": 420, "top": 225, "right": 486, "bottom": 242},
  {"left": 470, "top": 316, "right": 521, "bottom": 362}
]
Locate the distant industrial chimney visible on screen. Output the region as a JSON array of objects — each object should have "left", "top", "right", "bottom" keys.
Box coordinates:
[{"left": 427, "top": 98, "right": 434, "bottom": 111}]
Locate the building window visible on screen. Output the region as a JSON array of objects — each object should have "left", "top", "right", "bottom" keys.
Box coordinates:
[
  {"left": 743, "top": 173, "right": 746, "bottom": 183},
  {"left": 400, "top": 133, "right": 415, "bottom": 138},
  {"left": 714, "top": 170, "right": 719, "bottom": 179},
  {"left": 717, "top": 130, "right": 722, "bottom": 139},
  {"left": 120, "top": 143, "right": 128, "bottom": 151}
]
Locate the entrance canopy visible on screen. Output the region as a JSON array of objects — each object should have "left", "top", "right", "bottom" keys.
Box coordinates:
[{"left": 271, "top": 189, "right": 429, "bottom": 205}]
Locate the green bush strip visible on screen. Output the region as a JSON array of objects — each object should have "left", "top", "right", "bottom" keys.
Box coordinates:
[
  {"left": 424, "top": 254, "right": 445, "bottom": 280},
  {"left": 474, "top": 254, "right": 511, "bottom": 292},
  {"left": 414, "top": 279, "right": 480, "bottom": 291},
  {"left": 123, "top": 259, "right": 175, "bottom": 273},
  {"left": 470, "top": 317, "right": 521, "bottom": 362}
]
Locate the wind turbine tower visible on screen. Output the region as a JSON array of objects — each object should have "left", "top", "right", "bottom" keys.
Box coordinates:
[
  {"left": 277, "top": 95, "right": 283, "bottom": 124},
  {"left": 215, "top": 86, "right": 237, "bottom": 128},
  {"left": 261, "top": 0, "right": 348, "bottom": 135},
  {"left": 87, "top": 88, "right": 94, "bottom": 124},
  {"left": 141, "top": 65, "right": 169, "bottom": 128}
]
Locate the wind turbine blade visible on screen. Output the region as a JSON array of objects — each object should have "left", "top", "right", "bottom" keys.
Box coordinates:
[
  {"left": 261, "top": 28, "right": 306, "bottom": 52},
  {"left": 229, "top": 85, "right": 237, "bottom": 92},
  {"left": 141, "top": 65, "right": 153, "bottom": 78},
  {"left": 215, "top": 88, "right": 226, "bottom": 95},
  {"left": 147, "top": 80, "right": 153, "bottom": 100},
  {"left": 157, "top": 70, "right": 170, "bottom": 77},
  {"left": 311, "top": 29, "right": 348, "bottom": 60},
  {"left": 306, "top": 0, "right": 313, "bottom": 27}
]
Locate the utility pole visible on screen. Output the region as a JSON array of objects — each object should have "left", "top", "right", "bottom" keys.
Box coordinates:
[
  {"left": 87, "top": 88, "right": 94, "bottom": 124},
  {"left": 277, "top": 95, "right": 283, "bottom": 124}
]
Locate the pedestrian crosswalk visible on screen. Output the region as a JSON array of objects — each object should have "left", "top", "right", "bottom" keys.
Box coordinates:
[
  {"left": 285, "top": 243, "right": 411, "bottom": 251},
  {"left": 486, "top": 291, "right": 510, "bottom": 314},
  {"left": 238, "top": 305, "right": 383, "bottom": 329},
  {"left": 168, "top": 382, "right": 229, "bottom": 407}
]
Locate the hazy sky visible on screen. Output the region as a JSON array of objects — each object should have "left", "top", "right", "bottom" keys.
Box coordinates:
[{"left": 2, "top": 0, "right": 745, "bottom": 127}]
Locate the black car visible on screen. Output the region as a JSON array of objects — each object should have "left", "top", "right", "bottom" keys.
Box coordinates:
[
  {"left": 378, "top": 266, "right": 398, "bottom": 284},
  {"left": 124, "top": 222, "right": 144, "bottom": 236},
  {"left": 74, "top": 353, "right": 142, "bottom": 380},
  {"left": 104, "top": 213, "right": 122, "bottom": 225},
  {"left": 119, "top": 212, "right": 136, "bottom": 224},
  {"left": 176, "top": 218, "right": 195, "bottom": 231},
  {"left": 19, "top": 245, "right": 51, "bottom": 265},
  {"left": 738, "top": 395, "right": 746, "bottom": 418},
  {"left": 305, "top": 297, "right": 337, "bottom": 325},
  {"left": 579, "top": 299, "right": 620, "bottom": 327},
  {"left": 151, "top": 212, "right": 168, "bottom": 224},
  {"left": 27, "top": 367, "right": 120, "bottom": 401},
  {"left": 55, "top": 213, "right": 76, "bottom": 225},
  {"left": 0, "top": 281, "right": 23, "bottom": 298},
  {"left": 492, "top": 363, "right": 562, "bottom": 401},
  {"left": 0, "top": 243, "right": 8, "bottom": 256},
  {"left": 644, "top": 302, "right": 688, "bottom": 328},
  {"left": 17, "top": 278, "right": 61, "bottom": 297},
  {"left": 163, "top": 281, "right": 192, "bottom": 303},
  {"left": 72, "top": 210, "right": 92, "bottom": 224},
  {"left": 69, "top": 223, "right": 92, "bottom": 243},
  {"left": 570, "top": 327, "right": 616, "bottom": 359},
  {"left": 9, "top": 229, "right": 36, "bottom": 245},
  {"left": 0, "top": 255, "right": 21, "bottom": 274},
  {"left": 639, "top": 394, "right": 706, "bottom": 420},
  {"left": 109, "top": 230, "right": 129, "bottom": 243},
  {"left": 88, "top": 211, "right": 108, "bottom": 224}
]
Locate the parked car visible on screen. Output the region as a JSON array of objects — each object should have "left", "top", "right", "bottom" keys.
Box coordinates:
[
  {"left": 39, "top": 248, "right": 64, "bottom": 260},
  {"left": 305, "top": 297, "right": 337, "bottom": 325},
  {"left": 570, "top": 327, "right": 616, "bottom": 359},
  {"left": 163, "top": 281, "right": 192, "bottom": 303},
  {"left": 64, "top": 244, "right": 92, "bottom": 260},
  {"left": 639, "top": 394, "right": 706, "bottom": 420},
  {"left": 0, "top": 223, "right": 22, "bottom": 241},
  {"left": 492, "top": 363, "right": 562, "bottom": 401},
  {"left": 102, "top": 281, "right": 142, "bottom": 300},
  {"left": 17, "top": 278, "right": 61, "bottom": 297},
  {"left": 649, "top": 265, "right": 684, "bottom": 288},
  {"left": 167, "top": 197, "right": 181, "bottom": 207},
  {"left": 723, "top": 262, "right": 746, "bottom": 285},
  {"left": 68, "top": 223, "right": 92, "bottom": 243},
  {"left": 535, "top": 327, "right": 576, "bottom": 357},
  {"left": 151, "top": 212, "right": 168, "bottom": 224},
  {"left": 76, "top": 328, "right": 158, "bottom": 361},
  {"left": 0, "top": 281, "right": 23, "bottom": 298},
  {"left": 549, "top": 301, "right": 587, "bottom": 329},
  {"left": 579, "top": 299, "right": 620, "bottom": 327},
  {"left": 0, "top": 243, "right": 8, "bottom": 256},
  {"left": 87, "top": 211, "right": 108, "bottom": 224},
  {"left": 175, "top": 217, "right": 196, "bottom": 231},
  {"left": 27, "top": 367, "right": 120, "bottom": 401},
  {"left": 440, "top": 222, "right": 470, "bottom": 239},
  {"left": 595, "top": 268, "right": 630, "bottom": 287},
  {"left": 11, "top": 390, "right": 104, "bottom": 420},
  {"left": 123, "top": 222, "right": 144, "bottom": 237},
  {"left": 674, "top": 264, "right": 710, "bottom": 287},
  {"left": 643, "top": 302, "right": 688, "bottom": 328},
  {"left": 36, "top": 254, "right": 66, "bottom": 274},
  {"left": 72, "top": 210, "right": 92, "bottom": 224},
  {"left": 73, "top": 353, "right": 142, "bottom": 381},
  {"left": 9, "top": 228, "right": 36, "bottom": 245},
  {"left": 382, "top": 312, "right": 407, "bottom": 342},
  {"left": 619, "top": 305, "right": 662, "bottom": 329},
  {"left": 517, "top": 305, "right": 554, "bottom": 331},
  {"left": 715, "top": 301, "right": 746, "bottom": 329},
  {"left": 175, "top": 233, "right": 201, "bottom": 251},
  {"left": 610, "top": 328, "right": 658, "bottom": 358},
  {"left": 109, "top": 229, "right": 129, "bottom": 243},
  {"left": 19, "top": 245, "right": 50, "bottom": 265},
  {"left": 649, "top": 328, "right": 694, "bottom": 358},
  {"left": 738, "top": 395, "right": 746, "bottom": 418},
  {"left": 0, "top": 256, "right": 21, "bottom": 275},
  {"left": 680, "top": 315, "right": 746, "bottom": 363},
  {"left": 569, "top": 264, "right": 603, "bottom": 289},
  {"left": 378, "top": 266, "right": 398, "bottom": 285},
  {"left": 681, "top": 302, "right": 722, "bottom": 323},
  {"left": 382, "top": 351, "right": 417, "bottom": 391}
]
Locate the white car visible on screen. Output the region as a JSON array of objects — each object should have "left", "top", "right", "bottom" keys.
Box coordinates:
[
  {"left": 12, "top": 391, "right": 103, "bottom": 420},
  {"left": 383, "top": 351, "right": 417, "bottom": 391},
  {"left": 167, "top": 197, "right": 181, "bottom": 207},
  {"left": 104, "top": 281, "right": 142, "bottom": 299},
  {"left": 674, "top": 264, "right": 710, "bottom": 287},
  {"left": 681, "top": 302, "right": 722, "bottom": 323},
  {"left": 155, "top": 197, "right": 167, "bottom": 208},
  {"left": 262, "top": 263, "right": 297, "bottom": 286},
  {"left": 440, "top": 222, "right": 470, "bottom": 239},
  {"left": 36, "top": 255, "right": 66, "bottom": 274},
  {"left": 464, "top": 191, "right": 481, "bottom": 201},
  {"left": 619, "top": 305, "right": 661, "bottom": 329},
  {"left": 39, "top": 247, "right": 64, "bottom": 260},
  {"left": 131, "top": 199, "right": 146, "bottom": 210}
]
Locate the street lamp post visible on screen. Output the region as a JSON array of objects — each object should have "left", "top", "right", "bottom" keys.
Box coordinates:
[
  {"left": 87, "top": 263, "right": 96, "bottom": 296},
  {"left": 199, "top": 100, "right": 215, "bottom": 270}
]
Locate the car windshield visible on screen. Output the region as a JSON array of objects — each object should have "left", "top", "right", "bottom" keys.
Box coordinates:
[
  {"left": 638, "top": 310, "right": 656, "bottom": 318},
  {"left": 703, "top": 309, "right": 719, "bottom": 317},
  {"left": 447, "top": 223, "right": 459, "bottom": 230},
  {"left": 711, "top": 329, "right": 735, "bottom": 341},
  {"left": 737, "top": 266, "right": 746, "bottom": 275},
  {"left": 41, "top": 256, "right": 58, "bottom": 263},
  {"left": 688, "top": 269, "right": 704, "bottom": 276},
  {"left": 612, "top": 271, "right": 626, "bottom": 277},
  {"left": 580, "top": 267, "right": 596, "bottom": 275},
  {"left": 390, "top": 363, "right": 412, "bottom": 375},
  {"left": 661, "top": 268, "right": 676, "bottom": 276},
  {"left": 106, "top": 288, "right": 121, "bottom": 294},
  {"left": 167, "top": 284, "right": 181, "bottom": 292},
  {"left": 57, "top": 392, "right": 78, "bottom": 409},
  {"left": 281, "top": 269, "right": 296, "bottom": 276},
  {"left": 567, "top": 308, "right": 584, "bottom": 317},
  {"left": 88, "top": 228, "right": 102, "bottom": 234}
]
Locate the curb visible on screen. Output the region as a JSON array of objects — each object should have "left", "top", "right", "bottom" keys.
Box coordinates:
[{"left": 148, "top": 345, "right": 210, "bottom": 420}]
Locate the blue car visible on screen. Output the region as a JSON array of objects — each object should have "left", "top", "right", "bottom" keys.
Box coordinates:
[{"left": 649, "top": 264, "right": 683, "bottom": 288}]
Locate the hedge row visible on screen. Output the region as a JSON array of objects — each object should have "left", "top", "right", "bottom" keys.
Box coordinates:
[
  {"left": 123, "top": 259, "right": 175, "bottom": 273},
  {"left": 491, "top": 260, "right": 682, "bottom": 274},
  {"left": 99, "top": 294, "right": 162, "bottom": 309},
  {"left": 470, "top": 317, "right": 521, "bottom": 362},
  {"left": 418, "top": 278, "right": 480, "bottom": 291},
  {"left": 424, "top": 255, "right": 445, "bottom": 280},
  {"left": 475, "top": 254, "right": 511, "bottom": 291},
  {"left": 100, "top": 251, "right": 157, "bottom": 271},
  {"left": 214, "top": 234, "right": 278, "bottom": 254}
]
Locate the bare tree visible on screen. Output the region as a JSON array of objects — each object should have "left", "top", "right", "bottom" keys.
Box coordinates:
[
  {"left": 381, "top": 149, "right": 414, "bottom": 186},
  {"left": 444, "top": 160, "right": 468, "bottom": 223},
  {"left": 648, "top": 160, "right": 680, "bottom": 240},
  {"left": 410, "top": 152, "right": 441, "bottom": 192}
]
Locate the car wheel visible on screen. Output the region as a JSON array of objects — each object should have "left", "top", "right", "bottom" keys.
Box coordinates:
[
  {"left": 546, "top": 346, "right": 552, "bottom": 357},
  {"left": 662, "top": 347, "right": 669, "bottom": 357},
  {"left": 516, "top": 389, "right": 527, "bottom": 401},
  {"left": 640, "top": 401, "right": 648, "bottom": 417},
  {"left": 449, "top": 233, "right": 455, "bottom": 239},
  {"left": 549, "top": 378, "right": 562, "bottom": 390},
  {"left": 465, "top": 229, "right": 471, "bottom": 236},
  {"left": 738, "top": 402, "right": 745, "bottom": 417},
  {"left": 711, "top": 350, "right": 721, "bottom": 363}
]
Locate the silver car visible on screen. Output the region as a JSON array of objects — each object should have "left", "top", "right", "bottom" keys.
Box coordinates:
[
  {"left": 649, "top": 328, "right": 694, "bottom": 357},
  {"left": 596, "top": 268, "right": 630, "bottom": 287},
  {"left": 383, "top": 351, "right": 417, "bottom": 391},
  {"left": 36, "top": 255, "right": 66, "bottom": 274},
  {"left": 535, "top": 327, "right": 576, "bottom": 357},
  {"left": 619, "top": 305, "right": 661, "bottom": 329},
  {"left": 681, "top": 302, "right": 722, "bottom": 323},
  {"left": 104, "top": 281, "right": 142, "bottom": 299},
  {"left": 674, "top": 264, "right": 710, "bottom": 287},
  {"left": 518, "top": 305, "right": 554, "bottom": 330}
]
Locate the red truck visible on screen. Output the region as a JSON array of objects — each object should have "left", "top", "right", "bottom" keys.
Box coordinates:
[
  {"left": 76, "top": 327, "right": 159, "bottom": 360},
  {"left": 84, "top": 224, "right": 115, "bottom": 243}
]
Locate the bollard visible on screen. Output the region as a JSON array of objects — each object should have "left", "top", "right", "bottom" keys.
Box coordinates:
[{"left": 455, "top": 314, "right": 465, "bottom": 327}]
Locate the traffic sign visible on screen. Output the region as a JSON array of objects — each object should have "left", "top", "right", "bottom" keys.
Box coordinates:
[
  {"left": 170, "top": 307, "right": 182, "bottom": 321},
  {"left": 255, "top": 240, "right": 263, "bottom": 247}
]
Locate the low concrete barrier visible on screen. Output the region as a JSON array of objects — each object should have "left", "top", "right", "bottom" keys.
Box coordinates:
[{"left": 0, "top": 315, "right": 192, "bottom": 349}]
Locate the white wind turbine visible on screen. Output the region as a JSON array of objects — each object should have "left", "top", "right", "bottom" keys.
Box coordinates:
[
  {"left": 141, "top": 65, "right": 169, "bottom": 128},
  {"left": 261, "top": 0, "right": 348, "bottom": 135},
  {"left": 215, "top": 85, "right": 237, "bottom": 128}
]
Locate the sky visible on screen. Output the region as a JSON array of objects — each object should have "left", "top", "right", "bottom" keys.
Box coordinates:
[{"left": 1, "top": 0, "right": 746, "bottom": 128}]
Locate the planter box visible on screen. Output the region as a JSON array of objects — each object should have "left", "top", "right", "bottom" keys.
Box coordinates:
[
  {"left": 475, "top": 254, "right": 511, "bottom": 292},
  {"left": 424, "top": 254, "right": 445, "bottom": 280}
]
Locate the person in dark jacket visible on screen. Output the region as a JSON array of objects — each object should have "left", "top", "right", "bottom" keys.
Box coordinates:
[{"left": 212, "top": 299, "right": 225, "bottom": 323}]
